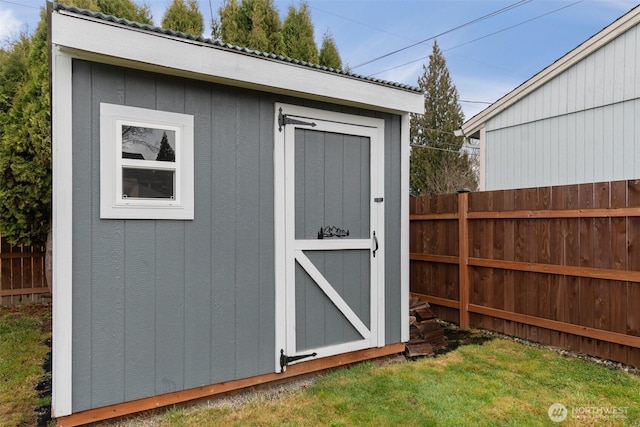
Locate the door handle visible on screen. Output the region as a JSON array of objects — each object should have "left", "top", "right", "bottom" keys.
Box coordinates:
[{"left": 372, "top": 231, "right": 378, "bottom": 257}]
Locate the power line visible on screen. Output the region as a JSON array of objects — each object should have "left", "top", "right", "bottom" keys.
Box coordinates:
[
  {"left": 410, "top": 144, "right": 478, "bottom": 154},
  {"left": 443, "top": 0, "right": 584, "bottom": 53},
  {"left": 368, "top": 0, "right": 583, "bottom": 77},
  {"left": 304, "top": 3, "right": 416, "bottom": 43},
  {"left": 0, "top": 0, "right": 40, "bottom": 9},
  {"left": 351, "top": 0, "right": 532, "bottom": 70},
  {"left": 460, "top": 100, "right": 493, "bottom": 104}
]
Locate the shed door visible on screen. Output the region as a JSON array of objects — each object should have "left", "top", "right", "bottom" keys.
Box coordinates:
[{"left": 274, "top": 104, "right": 385, "bottom": 372}]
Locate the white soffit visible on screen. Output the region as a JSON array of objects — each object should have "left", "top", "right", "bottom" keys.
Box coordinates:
[
  {"left": 463, "top": 5, "right": 640, "bottom": 137},
  {"left": 50, "top": 11, "right": 424, "bottom": 115}
]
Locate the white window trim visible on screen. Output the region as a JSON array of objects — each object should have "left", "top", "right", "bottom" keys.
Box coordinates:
[{"left": 100, "top": 103, "right": 194, "bottom": 219}]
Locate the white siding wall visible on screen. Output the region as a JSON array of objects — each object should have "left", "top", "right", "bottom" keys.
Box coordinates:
[{"left": 484, "top": 23, "right": 640, "bottom": 190}]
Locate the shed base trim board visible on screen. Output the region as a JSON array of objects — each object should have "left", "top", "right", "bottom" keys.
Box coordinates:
[{"left": 55, "top": 343, "right": 405, "bottom": 426}]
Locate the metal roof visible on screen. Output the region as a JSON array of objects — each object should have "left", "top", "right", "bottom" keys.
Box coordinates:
[{"left": 52, "top": 2, "right": 421, "bottom": 93}]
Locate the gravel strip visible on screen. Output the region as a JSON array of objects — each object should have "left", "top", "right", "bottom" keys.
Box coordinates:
[{"left": 103, "top": 377, "right": 318, "bottom": 426}]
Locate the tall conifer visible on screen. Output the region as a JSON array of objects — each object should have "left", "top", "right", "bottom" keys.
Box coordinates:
[
  {"left": 219, "top": 0, "right": 285, "bottom": 55},
  {"left": 318, "top": 32, "right": 342, "bottom": 69},
  {"left": 0, "top": 0, "right": 153, "bottom": 246},
  {"left": 282, "top": 2, "right": 318, "bottom": 63},
  {"left": 410, "top": 41, "right": 477, "bottom": 195},
  {"left": 161, "top": 0, "right": 204, "bottom": 35}
]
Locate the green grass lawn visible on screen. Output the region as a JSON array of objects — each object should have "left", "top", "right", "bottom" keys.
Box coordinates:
[
  {"left": 149, "top": 338, "right": 640, "bottom": 427},
  {"left": 2, "top": 304, "right": 639, "bottom": 426},
  {"left": 0, "top": 304, "right": 51, "bottom": 427}
]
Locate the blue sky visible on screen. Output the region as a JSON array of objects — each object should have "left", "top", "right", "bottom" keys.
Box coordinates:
[{"left": 1, "top": 0, "right": 638, "bottom": 119}]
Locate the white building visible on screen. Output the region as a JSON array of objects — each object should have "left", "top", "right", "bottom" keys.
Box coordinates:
[{"left": 463, "top": 5, "right": 640, "bottom": 191}]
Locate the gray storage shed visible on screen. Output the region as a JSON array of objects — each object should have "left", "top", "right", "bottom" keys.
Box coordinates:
[{"left": 49, "top": 3, "right": 423, "bottom": 425}]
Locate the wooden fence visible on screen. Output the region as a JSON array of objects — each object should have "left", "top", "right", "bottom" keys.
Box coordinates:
[
  {"left": 1, "top": 235, "right": 50, "bottom": 305},
  {"left": 410, "top": 179, "right": 640, "bottom": 368}
]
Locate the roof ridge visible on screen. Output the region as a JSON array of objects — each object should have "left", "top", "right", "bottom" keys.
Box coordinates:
[{"left": 52, "top": 2, "right": 421, "bottom": 93}]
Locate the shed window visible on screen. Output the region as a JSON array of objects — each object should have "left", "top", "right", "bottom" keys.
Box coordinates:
[{"left": 100, "top": 103, "right": 194, "bottom": 219}]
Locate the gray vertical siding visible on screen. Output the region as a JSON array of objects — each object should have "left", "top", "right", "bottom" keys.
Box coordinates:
[
  {"left": 71, "top": 60, "right": 403, "bottom": 411},
  {"left": 484, "top": 22, "right": 640, "bottom": 190},
  {"left": 183, "top": 79, "right": 213, "bottom": 390},
  {"left": 122, "top": 70, "right": 162, "bottom": 402},
  {"left": 71, "top": 60, "right": 93, "bottom": 411}
]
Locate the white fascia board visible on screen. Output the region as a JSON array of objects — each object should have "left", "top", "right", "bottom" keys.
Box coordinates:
[
  {"left": 50, "top": 11, "right": 423, "bottom": 115},
  {"left": 51, "top": 46, "right": 73, "bottom": 417},
  {"left": 463, "top": 5, "right": 640, "bottom": 137}
]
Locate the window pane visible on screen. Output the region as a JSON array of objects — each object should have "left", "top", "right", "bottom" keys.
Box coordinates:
[
  {"left": 122, "top": 126, "right": 176, "bottom": 162},
  {"left": 122, "top": 168, "right": 175, "bottom": 199}
]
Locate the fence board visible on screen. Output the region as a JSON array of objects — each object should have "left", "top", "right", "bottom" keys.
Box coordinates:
[
  {"left": 491, "top": 191, "right": 505, "bottom": 334},
  {"left": 550, "top": 185, "right": 567, "bottom": 348},
  {"left": 593, "top": 182, "right": 611, "bottom": 360},
  {"left": 537, "top": 188, "right": 551, "bottom": 346},
  {"left": 503, "top": 189, "right": 516, "bottom": 336},
  {"left": 578, "top": 183, "right": 596, "bottom": 356},
  {"left": 565, "top": 185, "right": 581, "bottom": 352},
  {"left": 409, "top": 179, "right": 640, "bottom": 368},
  {"left": 0, "top": 236, "right": 49, "bottom": 305}
]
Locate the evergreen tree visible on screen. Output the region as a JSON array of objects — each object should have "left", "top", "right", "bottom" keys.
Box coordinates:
[
  {"left": 0, "top": 13, "right": 51, "bottom": 245},
  {"left": 211, "top": 17, "right": 222, "bottom": 40},
  {"left": 318, "top": 31, "right": 342, "bottom": 69},
  {"left": 0, "top": 33, "right": 31, "bottom": 126},
  {"left": 161, "top": 0, "right": 204, "bottom": 35},
  {"left": 96, "top": 0, "right": 153, "bottom": 24},
  {"left": 219, "top": 0, "right": 285, "bottom": 55},
  {"left": 60, "top": 0, "right": 99, "bottom": 11},
  {"left": 0, "top": 0, "right": 152, "bottom": 246},
  {"left": 156, "top": 132, "right": 176, "bottom": 162},
  {"left": 410, "top": 41, "right": 477, "bottom": 196},
  {"left": 282, "top": 2, "right": 318, "bottom": 63}
]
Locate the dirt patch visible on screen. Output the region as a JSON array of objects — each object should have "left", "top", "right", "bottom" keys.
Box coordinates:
[
  {"left": 434, "top": 321, "right": 640, "bottom": 377},
  {"left": 434, "top": 322, "right": 494, "bottom": 355}
]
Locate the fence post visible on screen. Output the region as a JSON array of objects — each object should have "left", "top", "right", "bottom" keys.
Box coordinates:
[{"left": 458, "top": 192, "right": 470, "bottom": 329}]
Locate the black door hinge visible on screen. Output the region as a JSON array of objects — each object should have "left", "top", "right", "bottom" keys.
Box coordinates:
[
  {"left": 279, "top": 349, "right": 317, "bottom": 373},
  {"left": 278, "top": 108, "right": 317, "bottom": 132}
]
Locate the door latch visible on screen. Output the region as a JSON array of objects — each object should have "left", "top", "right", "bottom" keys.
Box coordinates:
[{"left": 279, "top": 349, "right": 317, "bottom": 373}]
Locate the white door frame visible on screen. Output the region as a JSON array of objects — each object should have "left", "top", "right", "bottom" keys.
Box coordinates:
[{"left": 274, "top": 103, "right": 386, "bottom": 372}]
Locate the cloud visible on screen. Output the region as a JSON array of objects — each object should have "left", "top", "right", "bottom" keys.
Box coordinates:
[{"left": 0, "top": 8, "right": 21, "bottom": 46}]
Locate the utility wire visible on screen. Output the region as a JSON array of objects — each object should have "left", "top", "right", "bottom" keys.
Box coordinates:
[
  {"left": 410, "top": 144, "right": 478, "bottom": 154},
  {"left": 460, "top": 100, "right": 494, "bottom": 104},
  {"left": 444, "top": 0, "right": 583, "bottom": 52},
  {"left": 352, "top": 0, "right": 532, "bottom": 70},
  {"left": 368, "top": 0, "right": 583, "bottom": 77},
  {"left": 0, "top": 0, "right": 40, "bottom": 8},
  {"left": 304, "top": 2, "right": 416, "bottom": 43}
]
